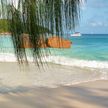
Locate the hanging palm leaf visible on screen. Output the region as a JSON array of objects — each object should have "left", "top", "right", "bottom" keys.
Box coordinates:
[{"left": 0, "top": 0, "right": 81, "bottom": 65}]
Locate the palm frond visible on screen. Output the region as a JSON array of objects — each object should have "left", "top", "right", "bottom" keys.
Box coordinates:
[{"left": 0, "top": 0, "right": 81, "bottom": 65}]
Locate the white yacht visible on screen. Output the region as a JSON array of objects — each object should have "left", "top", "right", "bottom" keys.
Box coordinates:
[{"left": 71, "top": 32, "right": 81, "bottom": 37}]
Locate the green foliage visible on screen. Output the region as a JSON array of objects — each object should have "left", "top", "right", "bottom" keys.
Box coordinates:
[{"left": 0, "top": 19, "right": 9, "bottom": 33}]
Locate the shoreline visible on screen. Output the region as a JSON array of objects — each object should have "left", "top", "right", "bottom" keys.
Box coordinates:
[
  {"left": 0, "top": 32, "right": 11, "bottom": 35},
  {"left": 0, "top": 62, "right": 108, "bottom": 108},
  {"left": 0, "top": 62, "right": 106, "bottom": 87}
]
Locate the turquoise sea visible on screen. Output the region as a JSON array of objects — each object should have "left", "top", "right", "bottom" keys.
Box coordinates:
[
  {"left": 52, "top": 34, "right": 108, "bottom": 61},
  {"left": 0, "top": 34, "right": 108, "bottom": 86},
  {"left": 0, "top": 34, "right": 108, "bottom": 67}
]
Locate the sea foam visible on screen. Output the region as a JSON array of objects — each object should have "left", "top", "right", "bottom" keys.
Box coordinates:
[
  {"left": 42, "top": 56, "right": 108, "bottom": 69},
  {"left": 0, "top": 53, "right": 108, "bottom": 69}
]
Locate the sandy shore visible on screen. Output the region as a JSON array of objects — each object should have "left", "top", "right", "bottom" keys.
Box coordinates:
[
  {"left": 0, "top": 62, "right": 103, "bottom": 87},
  {"left": 0, "top": 80, "right": 107, "bottom": 108},
  {"left": 0, "top": 62, "right": 108, "bottom": 108}
]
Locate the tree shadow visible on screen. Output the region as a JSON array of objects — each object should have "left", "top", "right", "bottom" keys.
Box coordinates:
[{"left": 0, "top": 85, "right": 108, "bottom": 108}]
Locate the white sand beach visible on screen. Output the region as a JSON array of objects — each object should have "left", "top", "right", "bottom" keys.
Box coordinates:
[
  {"left": 0, "top": 80, "right": 108, "bottom": 108},
  {"left": 0, "top": 62, "right": 108, "bottom": 108}
]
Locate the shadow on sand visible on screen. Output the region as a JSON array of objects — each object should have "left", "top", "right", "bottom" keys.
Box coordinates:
[{"left": 0, "top": 84, "right": 108, "bottom": 108}]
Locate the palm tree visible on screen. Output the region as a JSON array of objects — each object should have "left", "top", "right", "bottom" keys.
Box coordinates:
[{"left": 0, "top": 0, "right": 81, "bottom": 65}]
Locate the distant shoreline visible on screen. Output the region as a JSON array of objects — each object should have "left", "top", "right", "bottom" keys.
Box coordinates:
[{"left": 0, "top": 32, "right": 12, "bottom": 35}]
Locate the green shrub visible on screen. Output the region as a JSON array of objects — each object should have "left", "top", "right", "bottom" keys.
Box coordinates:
[{"left": 0, "top": 19, "right": 10, "bottom": 33}]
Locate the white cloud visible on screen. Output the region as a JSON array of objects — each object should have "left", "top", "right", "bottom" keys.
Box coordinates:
[
  {"left": 90, "top": 21, "right": 108, "bottom": 27},
  {"left": 90, "top": 22, "right": 97, "bottom": 27}
]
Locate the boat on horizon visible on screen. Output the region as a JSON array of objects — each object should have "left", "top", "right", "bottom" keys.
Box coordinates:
[{"left": 70, "top": 32, "right": 81, "bottom": 37}]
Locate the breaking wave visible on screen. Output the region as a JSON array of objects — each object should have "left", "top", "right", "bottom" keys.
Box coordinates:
[
  {"left": 0, "top": 53, "right": 108, "bottom": 69},
  {"left": 43, "top": 56, "right": 108, "bottom": 69}
]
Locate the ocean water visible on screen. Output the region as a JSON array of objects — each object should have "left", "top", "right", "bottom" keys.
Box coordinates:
[
  {"left": 48, "top": 34, "right": 108, "bottom": 69},
  {"left": 0, "top": 34, "right": 108, "bottom": 87},
  {"left": 0, "top": 34, "right": 108, "bottom": 69},
  {"left": 53, "top": 34, "right": 108, "bottom": 61}
]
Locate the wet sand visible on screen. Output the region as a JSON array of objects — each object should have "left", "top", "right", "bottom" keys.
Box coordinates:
[{"left": 0, "top": 62, "right": 103, "bottom": 87}]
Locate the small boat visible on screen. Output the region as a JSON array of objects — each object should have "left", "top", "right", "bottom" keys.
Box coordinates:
[{"left": 70, "top": 32, "right": 81, "bottom": 37}]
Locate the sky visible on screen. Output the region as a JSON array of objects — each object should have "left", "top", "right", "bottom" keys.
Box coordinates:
[
  {"left": 3, "top": 0, "right": 108, "bottom": 34},
  {"left": 75, "top": 0, "right": 108, "bottom": 34}
]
